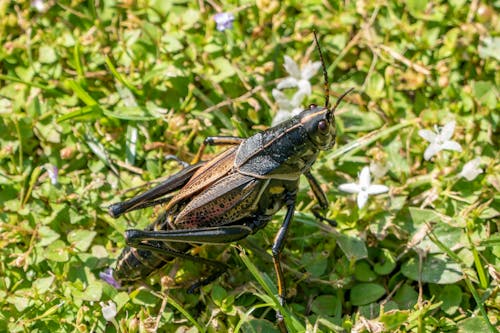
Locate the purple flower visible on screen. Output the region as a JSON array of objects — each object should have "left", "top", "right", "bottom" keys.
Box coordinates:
[
  {"left": 44, "top": 164, "right": 58, "bottom": 185},
  {"left": 99, "top": 268, "right": 121, "bottom": 289},
  {"left": 214, "top": 12, "right": 235, "bottom": 31}
]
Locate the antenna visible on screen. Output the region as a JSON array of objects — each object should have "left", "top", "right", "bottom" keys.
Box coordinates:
[
  {"left": 313, "top": 31, "right": 330, "bottom": 108},
  {"left": 332, "top": 88, "right": 354, "bottom": 112}
]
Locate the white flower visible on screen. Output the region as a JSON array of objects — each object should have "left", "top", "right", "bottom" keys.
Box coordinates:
[
  {"left": 459, "top": 157, "right": 483, "bottom": 181},
  {"left": 271, "top": 89, "right": 305, "bottom": 125},
  {"left": 418, "top": 121, "right": 462, "bottom": 161},
  {"left": 277, "top": 56, "right": 321, "bottom": 98},
  {"left": 100, "top": 301, "right": 117, "bottom": 321},
  {"left": 213, "top": 12, "right": 234, "bottom": 31},
  {"left": 31, "top": 0, "right": 46, "bottom": 12},
  {"left": 339, "top": 166, "right": 389, "bottom": 209}
]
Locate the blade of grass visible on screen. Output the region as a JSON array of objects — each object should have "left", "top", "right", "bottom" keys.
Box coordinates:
[
  {"left": 167, "top": 296, "right": 205, "bottom": 333},
  {"left": 239, "top": 248, "right": 305, "bottom": 332},
  {"left": 325, "top": 118, "right": 419, "bottom": 161}
]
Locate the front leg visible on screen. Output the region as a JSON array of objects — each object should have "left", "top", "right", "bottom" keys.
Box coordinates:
[
  {"left": 304, "top": 171, "right": 336, "bottom": 226},
  {"left": 192, "top": 136, "right": 244, "bottom": 164}
]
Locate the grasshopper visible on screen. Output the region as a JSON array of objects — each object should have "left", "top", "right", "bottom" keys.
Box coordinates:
[{"left": 101, "top": 32, "right": 352, "bottom": 332}]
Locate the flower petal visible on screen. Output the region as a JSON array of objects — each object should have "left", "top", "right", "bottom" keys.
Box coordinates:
[
  {"left": 297, "top": 80, "right": 312, "bottom": 96},
  {"left": 283, "top": 56, "right": 301, "bottom": 78},
  {"left": 440, "top": 120, "right": 456, "bottom": 140},
  {"left": 366, "top": 184, "right": 389, "bottom": 195},
  {"left": 441, "top": 140, "right": 462, "bottom": 152},
  {"left": 357, "top": 191, "right": 369, "bottom": 209},
  {"left": 424, "top": 143, "right": 441, "bottom": 160},
  {"left": 290, "top": 90, "right": 307, "bottom": 107},
  {"left": 272, "top": 89, "right": 293, "bottom": 109},
  {"left": 339, "top": 183, "right": 361, "bottom": 193},
  {"left": 459, "top": 157, "right": 483, "bottom": 181},
  {"left": 418, "top": 129, "right": 437, "bottom": 143},
  {"left": 359, "top": 166, "right": 371, "bottom": 188},
  {"left": 301, "top": 61, "right": 321, "bottom": 80},
  {"left": 277, "top": 77, "right": 299, "bottom": 90}
]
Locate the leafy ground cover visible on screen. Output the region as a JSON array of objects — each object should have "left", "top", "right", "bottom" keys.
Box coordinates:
[{"left": 1, "top": 1, "right": 499, "bottom": 332}]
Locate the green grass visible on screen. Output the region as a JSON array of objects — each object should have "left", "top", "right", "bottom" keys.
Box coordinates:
[{"left": 1, "top": 1, "right": 499, "bottom": 332}]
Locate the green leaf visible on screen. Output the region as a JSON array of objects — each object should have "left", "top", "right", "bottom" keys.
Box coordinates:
[
  {"left": 365, "top": 71, "right": 385, "bottom": 99},
  {"left": 373, "top": 249, "right": 396, "bottom": 275},
  {"left": 67, "top": 229, "right": 97, "bottom": 252},
  {"left": 33, "top": 276, "right": 55, "bottom": 294},
  {"left": 437, "top": 284, "right": 462, "bottom": 315},
  {"left": 354, "top": 260, "right": 378, "bottom": 282},
  {"left": 336, "top": 233, "right": 368, "bottom": 261},
  {"left": 39, "top": 45, "right": 58, "bottom": 64},
  {"left": 350, "top": 283, "right": 386, "bottom": 306},
  {"left": 311, "top": 295, "right": 340, "bottom": 317},
  {"left": 379, "top": 310, "right": 409, "bottom": 330},
  {"left": 393, "top": 284, "right": 418, "bottom": 309},
  {"left": 210, "top": 58, "right": 236, "bottom": 82},
  {"left": 44, "top": 240, "right": 69, "bottom": 262},
  {"left": 457, "top": 316, "right": 490, "bottom": 333},
  {"left": 211, "top": 285, "right": 227, "bottom": 307},
  {"left": 401, "top": 254, "right": 463, "bottom": 284},
  {"left": 38, "top": 226, "right": 61, "bottom": 247},
  {"left": 472, "top": 81, "right": 497, "bottom": 109}
]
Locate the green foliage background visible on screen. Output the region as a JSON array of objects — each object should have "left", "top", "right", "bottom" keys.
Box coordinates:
[{"left": 0, "top": 0, "right": 499, "bottom": 332}]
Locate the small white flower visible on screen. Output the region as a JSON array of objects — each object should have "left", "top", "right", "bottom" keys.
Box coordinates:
[
  {"left": 213, "top": 12, "right": 234, "bottom": 31},
  {"left": 31, "top": 0, "right": 46, "bottom": 12},
  {"left": 277, "top": 56, "right": 321, "bottom": 98},
  {"left": 100, "top": 301, "right": 117, "bottom": 321},
  {"left": 459, "top": 157, "right": 483, "bottom": 181},
  {"left": 339, "top": 166, "right": 389, "bottom": 209},
  {"left": 271, "top": 89, "right": 305, "bottom": 125},
  {"left": 418, "top": 121, "right": 462, "bottom": 161}
]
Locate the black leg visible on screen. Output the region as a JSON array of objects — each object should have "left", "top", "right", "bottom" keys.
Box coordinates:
[
  {"left": 192, "top": 136, "right": 244, "bottom": 164},
  {"left": 305, "top": 171, "right": 337, "bottom": 226},
  {"left": 304, "top": 171, "right": 328, "bottom": 209},
  {"left": 125, "top": 225, "right": 254, "bottom": 292},
  {"left": 130, "top": 240, "right": 228, "bottom": 293},
  {"left": 271, "top": 201, "right": 296, "bottom": 333}
]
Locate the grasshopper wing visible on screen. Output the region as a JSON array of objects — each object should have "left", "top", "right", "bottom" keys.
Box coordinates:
[
  {"left": 165, "top": 147, "right": 238, "bottom": 210},
  {"left": 109, "top": 161, "right": 206, "bottom": 217},
  {"left": 174, "top": 172, "right": 267, "bottom": 229}
]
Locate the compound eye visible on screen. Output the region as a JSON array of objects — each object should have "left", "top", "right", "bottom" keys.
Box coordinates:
[
  {"left": 309, "top": 103, "right": 317, "bottom": 109},
  {"left": 318, "top": 120, "right": 328, "bottom": 133}
]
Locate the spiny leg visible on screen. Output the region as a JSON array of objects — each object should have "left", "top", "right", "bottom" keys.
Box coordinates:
[
  {"left": 271, "top": 200, "right": 296, "bottom": 333},
  {"left": 126, "top": 225, "right": 253, "bottom": 292},
  {"left": 192, "top": 136, "right": 244, "bottom": 164},
  {"left": 304, "top": 171, "right": 336, "bottom": 226},
  {"left": 130, "top": 240, "right": 228, "bottom": 293}
]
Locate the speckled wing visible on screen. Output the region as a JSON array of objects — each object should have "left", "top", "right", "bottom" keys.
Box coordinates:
[
  {"left": 165, "top": 147, "right": 238, "bottom": 211},
  {"left": 174, "top": 172, "right": 266, "bottom": 229}
]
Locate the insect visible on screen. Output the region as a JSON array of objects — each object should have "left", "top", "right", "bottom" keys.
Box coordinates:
[{"left": 101, "top": 32, "right": 352, "bottom": 332}]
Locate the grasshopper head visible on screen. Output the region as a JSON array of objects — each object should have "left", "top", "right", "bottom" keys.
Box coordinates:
[
  {"left": 300, "top": 104, "right": 336, "bottom": 150},
  {"left": 300, "top": 88, "right": 353, "bottom": 150},
  {"left": 304, "top": 32, "right": 353, "bottom": 151}
]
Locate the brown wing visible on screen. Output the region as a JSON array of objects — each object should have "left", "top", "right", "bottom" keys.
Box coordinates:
[
  {"left": 164, "top": 147, "right": 237, "bottom": 211},
  {"left": 174, "top": 173, "right": 267, "bottom": 229}
]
